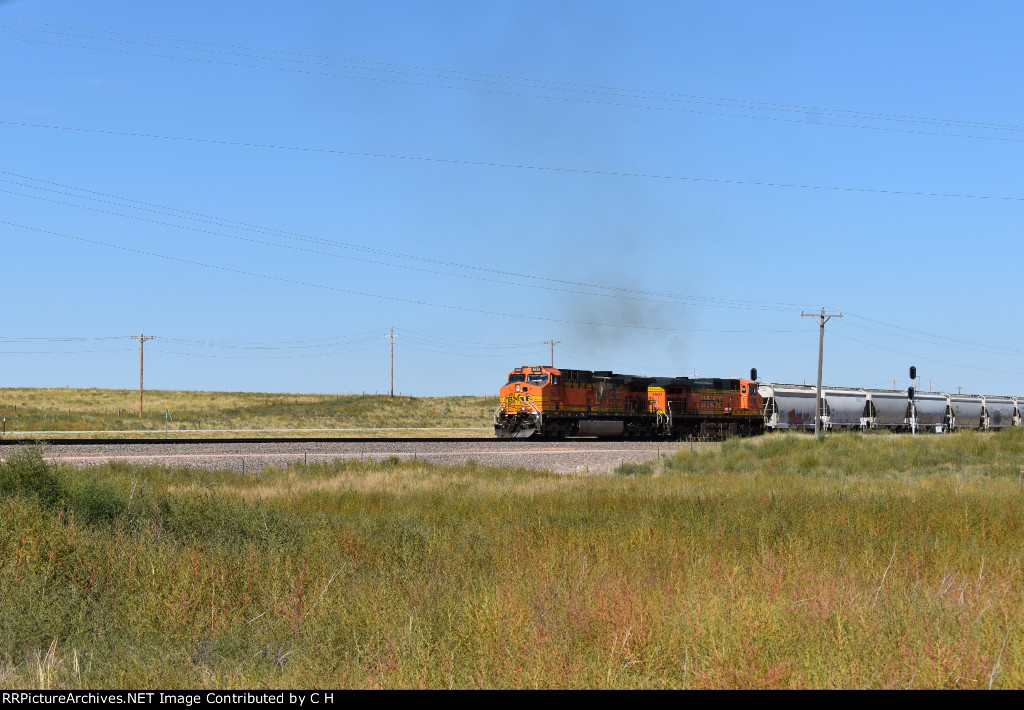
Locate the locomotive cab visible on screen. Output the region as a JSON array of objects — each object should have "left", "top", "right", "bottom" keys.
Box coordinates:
[
  {"left": 495, "top": 366, "right": 559, "bottom": 438},
  {"left": 738, "top": 378, "right": 763, "bottom": 413}
]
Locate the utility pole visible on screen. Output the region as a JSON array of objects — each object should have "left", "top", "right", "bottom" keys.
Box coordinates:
[
  {"left": 889, "top": 378, "right": 900, "bottom": 391},
  {"left": 801, "top": 307, "right": 842, "bottom": 438},
  {"left": 129, "top": 334, "right": 154, "bottom": 418},
  {"left": 543, "top": 339, "right": 560, "bottom": 367},
  {"left": 386, "top": 328, "right": 397, "bottom": 397},
  {"left": 956, "top": 386, "right": 963, "bottom": 395}
]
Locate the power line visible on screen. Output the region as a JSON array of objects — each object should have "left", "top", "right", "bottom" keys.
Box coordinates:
[
  {"left": 0, "top": 180, "right": 810, "bottom": 312},
  {"left": 4, "top": 16, "right": 1020, "bottom": 132},
  {"left": 554, "top": 343, "right": 668, "bottom": 373},
  {"left": 0, "top": 335, "right": 130, "bottom": 342},
  {"left": 399, "top": 336, "right": 542, "bottom": 351},
  {"left": 6, "top": 121, "right": 1024, "bottom": 205},
  {"left": 0, "top": 347, "right": 134, "bottom": 354},
  {"left": 842, "top": 312, "right": 1024, "bottom": 357},
  {"left": 156, "top": 338, "right": 381, "bottom": 352},
  {"left": 399, "top": 344, "right": 544, "bottom": 359},
  {"left": 830, "top": 331, "right": 1024, "bottom": 377},
  {"left": 0, "top": 218, "right": 806, "bottom": 334},
  {"left": 147, "top": 344, "right": 380, "bottom": 360},
  {"left": 5, "top": 175, "right": 1022, "bottom": 359},
  {"left": 157, "top": 330, "right": 384, "bottom": 349},
  {"left": 1, "top": 21, "right": 1021, "bottom": 142},
  {"left": 835, "top": 320, "right": 1024, "bottom": 358},
  {"left": 0, "top": 168, "right": 816, "bottom": 311},
  {"left": 146, "top": 342, "right": 382, "bottom": 356}
]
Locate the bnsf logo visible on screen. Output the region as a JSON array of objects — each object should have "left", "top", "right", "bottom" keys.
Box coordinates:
[{"left": 504, "top": 395, "right": 533, "bottom": 407}]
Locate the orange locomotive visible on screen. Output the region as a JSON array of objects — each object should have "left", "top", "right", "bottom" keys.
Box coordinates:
[{"left": 494, "top": 365, "right": 764, "bottom": 439}]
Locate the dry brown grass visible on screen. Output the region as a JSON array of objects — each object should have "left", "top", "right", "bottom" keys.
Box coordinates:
[
  {"left": 0, "top": 432, "right": 1021, "bottom": 688},
  {"left": 0, "top": 388, "right": 497, "bottom": 437}
]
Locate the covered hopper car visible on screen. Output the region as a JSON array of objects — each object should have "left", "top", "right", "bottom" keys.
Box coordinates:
[{"left": 758, "top": 384, "right": 1024, "bottom": 433}]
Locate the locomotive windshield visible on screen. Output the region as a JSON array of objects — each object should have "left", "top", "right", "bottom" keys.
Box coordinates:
[
  {"left": 527, "top": 373, "right": 549, "bottom": 386},
  {"left": 508, "top": 374, "right": 526, "bottom": 383}
]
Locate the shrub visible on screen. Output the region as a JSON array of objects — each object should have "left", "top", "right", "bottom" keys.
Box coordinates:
[
  {"left": 0, "top": 445, "right": 62, "bottom": 507},
  {"left": 151, "top": 492, "right": 289, "bottom": 550},
  {"left": 63, "top": 480, "right": 126, "bottom": 523},
  {"left": 616, "top": 461, "right": 655, "bottom": 476}
]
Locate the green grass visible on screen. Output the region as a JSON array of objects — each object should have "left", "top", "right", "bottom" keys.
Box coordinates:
[
  {"left": 0, "top": 388, "right": 498, "bottom": 438},
  {"left": 1, "top": 431, "right": 1022, "bottom": 688}
]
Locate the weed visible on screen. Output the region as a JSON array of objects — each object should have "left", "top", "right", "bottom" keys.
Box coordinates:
[
  {"left": 0, "top": 445, "right": 62, "bottom": 506},
  {"left": 0, "top": 433, "right": 1021, "bottom": 689}
]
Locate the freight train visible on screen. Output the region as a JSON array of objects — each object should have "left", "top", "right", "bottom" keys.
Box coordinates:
[
  {"left": 494, "top": 365, "right": 1023, "bottom": 438},
  {"left": 494, "top": 365, "right": 764, "bottom": 438}
]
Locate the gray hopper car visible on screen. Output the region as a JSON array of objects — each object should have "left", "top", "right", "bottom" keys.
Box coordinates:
[{"left": 758, "top": 384, "right": 1023, "bottom": 433}]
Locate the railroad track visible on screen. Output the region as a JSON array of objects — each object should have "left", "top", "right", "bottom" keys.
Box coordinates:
[
  {"left": 0, "top": 436, "right": 504, "bottom": 446},
  {"left": 0, "top": 437, "right": 700, "bottom": 474}
]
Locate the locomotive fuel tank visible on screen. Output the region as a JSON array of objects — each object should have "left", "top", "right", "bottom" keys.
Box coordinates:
[{"left": 577, "top": 421, "right": 625, "bottom": 436}]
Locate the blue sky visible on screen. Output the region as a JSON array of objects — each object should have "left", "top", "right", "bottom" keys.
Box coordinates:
[{"left": 2, "top": 1, "right": 1023, "bottom": 396}]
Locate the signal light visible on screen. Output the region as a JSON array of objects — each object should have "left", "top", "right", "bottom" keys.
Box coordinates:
[
  {"left": 750, "top": 368, "right": 758, "bottom": 381},
  {"left": 909, "top": 365, "right": 917, "bottom": 380}
]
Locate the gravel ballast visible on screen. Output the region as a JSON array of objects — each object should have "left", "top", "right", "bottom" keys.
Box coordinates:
[{"left": 31, "top": 439, "right": 709, "bottom": 474}]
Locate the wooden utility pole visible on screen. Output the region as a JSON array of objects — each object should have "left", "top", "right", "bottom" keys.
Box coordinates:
[
  {"left": 130, "top": 334, "right": 154, "bottom": 417},
  {"left": 801, "top": 307, "right": 842, "bottom": 438},
  {"left": 387, "top": 328, "right": 396, "bottom": 397},
  {"left": 544, "top": 339, "right": 560, "bottom": 367}
]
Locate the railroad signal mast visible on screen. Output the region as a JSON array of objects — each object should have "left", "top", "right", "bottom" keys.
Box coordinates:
[{"left": 908, "top": 365, "right": 917, "bottom": 434}]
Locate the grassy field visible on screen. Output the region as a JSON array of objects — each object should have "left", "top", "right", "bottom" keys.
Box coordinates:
[
  {"left": 0, "top": 388, "right": 497, "bottom": 438},
  {"left": 1, "top": 430, "right": 1021, "bottom": 688}
]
